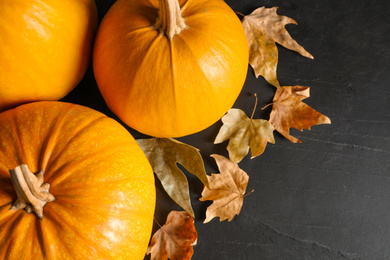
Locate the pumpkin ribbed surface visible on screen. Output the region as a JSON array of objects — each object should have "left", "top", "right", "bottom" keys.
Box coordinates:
[
  {"left": 0, "top": 102, "right": 155, "bottom": 259},
  {"left": 93, "top": 0, "right": 249, "bottom": 138}
]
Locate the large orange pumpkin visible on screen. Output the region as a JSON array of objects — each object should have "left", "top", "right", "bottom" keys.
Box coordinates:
[
  {"left": 0, "top": 0, "right": 97, "bottom": 112},
  {"left": 0, "top": 102, "right": 155, "bottom": 259},
  {"left": 93, "top": 0, "right": 249, "bottom": 138}
]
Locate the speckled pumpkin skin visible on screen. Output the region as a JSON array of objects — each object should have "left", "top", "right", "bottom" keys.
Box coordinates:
[
  {"left": 0, "top": 0, "right": 97, "bottom": 112},
  {"left": 0, "top": 101, "right": 155, "bottom": 259}
]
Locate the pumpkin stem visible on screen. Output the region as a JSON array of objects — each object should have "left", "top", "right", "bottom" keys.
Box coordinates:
[
  {"left": 155, "top": 0, "right": 187, "bottom": 39},
  {"left": 9, "top": 164, "right": 55, "bottom": 220}
]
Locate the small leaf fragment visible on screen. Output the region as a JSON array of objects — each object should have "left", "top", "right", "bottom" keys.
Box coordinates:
[
  {"left": 215, "top": 109, "right": 275, "bottom": 163},
  {"left": 137, "top": 138, "right": 209, "bottom": 218},
  {"left": 200, "top": 154, "right": 250, "bottom": 223},
  {"left": 269, "top": 86, "right": 331, "bottom": 143},
  {"left": 242, "top": 6, "right": 313, "bottom": 87},
  {"left": 147, "top": 211, "right": 197, "bottom": 260}
]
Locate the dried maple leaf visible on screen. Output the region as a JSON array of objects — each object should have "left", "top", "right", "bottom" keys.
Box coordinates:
[
  {"left": 137, "top": 138, "right": 209, "bottom": 217},
  {"left": 214, "top": 94, "right": 275, "bottom": 163},
  {"left": 200, "top": 154, "right": 251, "bottom": 223},
  {"left": 242, "top": 6, "right": 314, "bottom": 87},
  {"left": 147, "top": 211, "right": 197, "bottom": 260},
  {"left": 268, "top": 86, "right": 331, "bottom": 143}
]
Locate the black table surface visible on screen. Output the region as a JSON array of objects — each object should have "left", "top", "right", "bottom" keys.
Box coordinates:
[{"left": 62, "top": 0, "right": 390, "bottom": 259}]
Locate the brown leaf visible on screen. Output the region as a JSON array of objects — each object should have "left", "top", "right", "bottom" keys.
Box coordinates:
[
  {"left": 214, "top": 108, "right": 275, "bottom": 163},
  {"left": 137, "top": 138, "right": 209, "bottom": 217},
  {"left": 269, "top": 86, "right": 331, "bottom": 143},
  {"left": 147, "top": 211, "right": 197, "bottom": 260},
  {"left": 200, "top": 154, "right": 250, "bottom": 223},
  {"left": 242, "top": 6, "right": 314, "bottom": 87}
]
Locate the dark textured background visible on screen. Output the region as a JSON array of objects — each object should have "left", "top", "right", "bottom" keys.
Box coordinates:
[{"left": 62, "top": 0, "right": 390, "bottom": 259}]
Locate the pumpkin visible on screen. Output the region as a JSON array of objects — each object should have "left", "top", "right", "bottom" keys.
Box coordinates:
[
  {"left": 93, "top": 0, "right": 249, "bottom": 138},
  {"left": 0, "top": 1, "right": 97, "bottom": 112},
  {"left": 0, "top": 102, "right": 155, "bottom": 259}
]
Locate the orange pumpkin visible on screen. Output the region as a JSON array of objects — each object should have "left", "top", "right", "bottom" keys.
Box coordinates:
[
  {"left": 93, "top": 0, "right": 249, "bottom": 138},
  {"left": 0, "top": 0, "right": 97, "bottom": 112},
  {"left": 0, "top": 102, "right": 155, "bottom": 259}
]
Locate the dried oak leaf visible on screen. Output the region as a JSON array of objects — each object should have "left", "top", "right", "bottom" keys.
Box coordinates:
[
  {"left": 269, "top": 86, "right": 331, "bottom": 143},
  {"left": 147, "top": 211, "right": 197, "bottom": 260},
  {"left": 214, "top": 108, "right": 275, "bottom": 163},
  {"left": 137, "top": 138, "right": 209, "bottom": 217},
  {"left": 200, "top": 154, "right": 250, "bottom": 223},
  {"left": 242, "top": 6, "right": 314, "bottom": 87}
]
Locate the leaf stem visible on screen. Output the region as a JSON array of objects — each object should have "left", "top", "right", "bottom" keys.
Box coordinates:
[
  {"left": 244, "top": 189, "right": 255, "bottom": 197},
  {"left": 154, "top": 217, "right": 163, "bottom": 229},
  {"left": 261, "top": 102, "right": 273, "bottom": 110},
  {"left": 250, "top": 94, "right": 258, "bottom": 120},
  {"left": 235, "top": 12, "right": 245, "bottom": 18}
]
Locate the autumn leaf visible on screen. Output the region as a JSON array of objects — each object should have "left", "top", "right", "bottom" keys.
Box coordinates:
[
  {"left": 147, "top": 211, "right": 197, "bottom": 260},
  {"left": 214, "top": 94, "right": 275, "bottom": 163},
  {"left": 268, "top": 86, "right": 331, "bottom": 143},
  {"left": 137, "top": 138, "right": 209, "bottom": 217},
  {"left": 242, "top": 6, "right": 314, "bottom": 87},
  {"left": 200, "top": 154, "right": 251, "bottom": 223}
]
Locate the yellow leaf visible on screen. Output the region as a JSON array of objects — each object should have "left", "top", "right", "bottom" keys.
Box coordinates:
[
  {"left": 242, "top": 7, "right": 314, "bottom": 87},
  {"left": 215, "top": 108, "right": 275, "bottom": 163}
]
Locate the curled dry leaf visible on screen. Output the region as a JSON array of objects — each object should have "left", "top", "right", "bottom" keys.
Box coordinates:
[
  {"left": 269, "top": 86, "right": 331, "bottom": 143},
  {"left": 200, "top": 154, "right": 250, "bottom": 223},
  {"left": 137, "top": 138, "right": 209, "bottom": 217},
  {"left": 242, "top": 6, "right": 314, "bottom": 87},
  {"left": 147, "top": 211, "right": 197, "bottom": 260}
]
